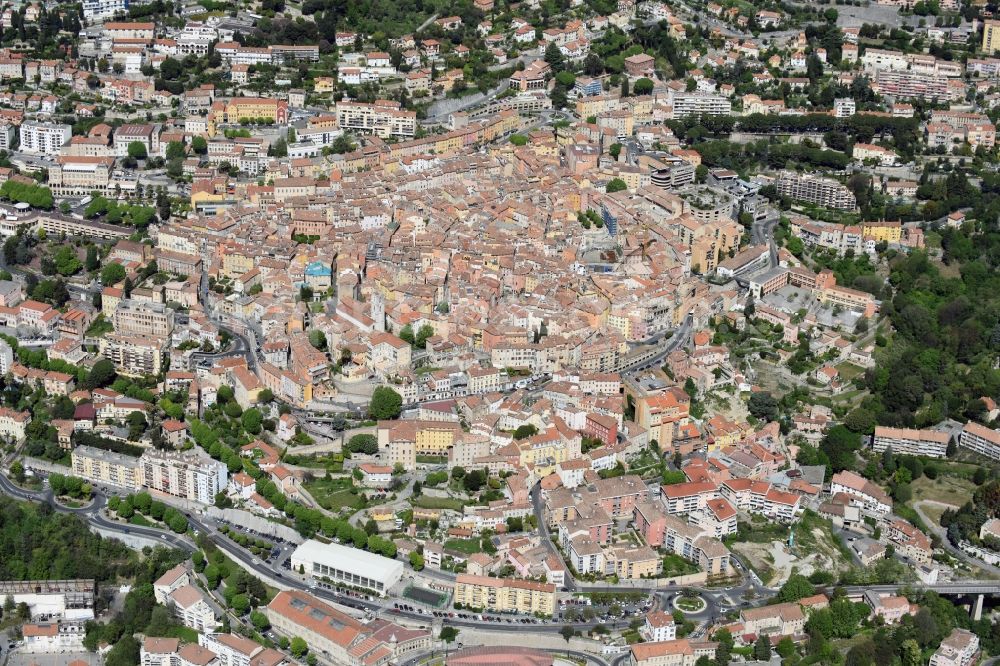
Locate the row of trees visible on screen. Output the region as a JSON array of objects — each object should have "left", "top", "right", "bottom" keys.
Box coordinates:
[{"left": 109, "top": 492, "right": 189, "bottom": 533}]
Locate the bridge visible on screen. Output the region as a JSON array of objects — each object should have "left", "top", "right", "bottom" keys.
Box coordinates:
[{"left": 841, "top": 581, "right": 999, "bottom": 620}]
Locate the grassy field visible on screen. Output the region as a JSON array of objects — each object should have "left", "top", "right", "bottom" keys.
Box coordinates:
[
  {"left": 921, "top": 503, "right": 948, "bottom": 528},
  {"left": 444, "top": 538, "right": 484, "bottom": 554},
  {"left": 834, "top": 362, "right": 865, "bottom": 382},
  {"left": 303, "top": 477, "right": 366, "bottom": 512},
  {"left": 662, "top": 553, "right": 699, "bottom": 577},
  {"left": 411, "top": 495, "right": 465, "bottom": 511},
  {"left": 911, "top": 475, "right": 976, "bottom": 508}
]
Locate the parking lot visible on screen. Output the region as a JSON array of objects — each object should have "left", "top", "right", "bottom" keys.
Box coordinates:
[{"left": 761, "top": 285, "right": 862, "bottom": 330}]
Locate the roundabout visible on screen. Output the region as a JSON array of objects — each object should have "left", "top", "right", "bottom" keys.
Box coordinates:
[{"left": 672, "top": 593, "right": 707, "bottom": 614}]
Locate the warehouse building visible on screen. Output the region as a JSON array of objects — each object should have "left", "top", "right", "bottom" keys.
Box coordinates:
[{"left": 289, "top": 540, "right": 403, "bottom": 595}]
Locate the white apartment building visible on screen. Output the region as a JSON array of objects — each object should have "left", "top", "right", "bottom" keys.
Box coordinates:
[
  {"left": 833, "top": 97, "right": 855, "bottom": 118},
  {"left": 200, "top": 632, "right": 266, "bottom": 666},
  {"left": 0, "top": 338, "right": 12, "bottom": 375},
  {"left": 871, "top": 426, "right": 950, "bottom": 458},
  {"left": 959, "top": 421, "right": 1000, "bottom": 461},
  {"left": 669, "top": 93, "right": 732, "bottom": 118},
  {"left": 830, "top": 470, "right": 892, "bottom": 515},
  {"left": 930, "top": 629, "right": 980, "bottom": 666},
  {"left": 641, "top": 611, "right": 677, "bottom": 642},
  {"left": 776, "top": 172, "right": 856, "bottom": 210},
  {"left": 167, "top": 585, "right": 218, "bottom": 632},
  {"left": 140, "top": 449, "right": 228, "bottom": 504},
  {"left": 19, "top": 121, "right": 72, "bottom": 156},
  {"left": 335, "top": 101, "right": 416, "bottom": 138},
  {"left": 82, "top": 0, "right": 126, "bottom": 19}
]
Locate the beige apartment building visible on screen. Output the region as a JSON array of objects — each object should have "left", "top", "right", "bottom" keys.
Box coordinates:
[
  {"left": 630, "top": 639, "right": 718, "bottom": 666},
  {"left": 453, "top": 575, "right": 556, "bottom": 616},
  {"left": 48, "top": 157, "right": 114, "bottom": 196},
  {"left": 112, "top": 299, "right": 174, "bottom": 338},
  {"left": 0, "top": 407, "right": 29, "bottom": 442},
  {"left": 71, "top": 445, "right": 142, "bottom": 490},
  {"left": 871, "top": 426, "right": 950, "bottom": 459},
  {"left": 99, "top": 334, "right": 167, "bottom": 376}
]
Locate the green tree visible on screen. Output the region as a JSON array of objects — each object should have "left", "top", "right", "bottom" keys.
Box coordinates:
[
  {"left": 544, "top": 42, "right": 564, "bottom": 70},
  {"left": 606, "top": 178, "right": 627, "bottom": 193},
  {"left": 250, "top": 610, "right": 270, "bottom": 630},
  {"left": 368, "top": 387, "right": 402, "bottom": 420},
  {"left": 753, "top": 635, "right": 772, "bottom": 661},
  {"left": 776, "top": 574, "right": 814, "bottom": 602},
  {"left": 85, "top": 245, "right": 99, "bottom": 271},
  {"left": 415, "top": 324, "right": 435, "bottom": 348},
  {"left": 127, "top": 141, "right": 148, "bottom": 159},
  {"left": 633, "top": 77, "right": 654, "bottom": 95},
  {"left": 85, "top": 358, "right": 117, "bottom": 389},
  {"left": 440, "top": 626, "right": 459, "bottom": 643},
  {"left": 231, "top": 593, "right": 250, "bottom": 614},
  {"left": 100, "top": 262, "right": 126, "bottom": 285},
  {"left": 776, "top": 637, "right": 796, "bottom": 658},
  {"left": 662, "top": 470, "right": 686, "bottom": 485},
  {"left": 53, "top": 246, "right": 81, "bottom": 276},
  {"left": 290, "top": 637, "right": 308, "bottom": 657},
  {"left": 513, "top": 424, "right": 538, "bottom": 440},
  {"left": 409, "top": 551, "right": 424, "bottom": 570},
  {"left": 748, "top": 391, "right": 779, "bottom": 421},
  {"left": 241, "top": 408, "right": 263, "bottom": 434}
]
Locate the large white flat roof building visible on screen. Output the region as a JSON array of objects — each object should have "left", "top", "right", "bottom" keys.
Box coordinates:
[{"left": 290, "top": 540, "right": 403, "bottom": 595}]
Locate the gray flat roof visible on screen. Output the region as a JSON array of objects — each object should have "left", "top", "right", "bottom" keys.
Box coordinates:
[{"left": 291, "top": 539, "right": 404, "bottom": 585}]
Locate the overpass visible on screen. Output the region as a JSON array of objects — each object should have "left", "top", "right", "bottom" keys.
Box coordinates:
[{"left": 841, "top": 581, "right": 999, "bottom": 620}]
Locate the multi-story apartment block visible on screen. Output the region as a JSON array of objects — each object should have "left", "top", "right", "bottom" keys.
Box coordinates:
[
  {"left": 71, "top": 445, "right": 142, "bottom": 490},
  {"left": 167, "top": 585, "right": 217, "bottom": 632},
  {"left": 630, "top": 639, "right": 718, "bottom": 666},
  {"left": 48, "top": 157, "right": 114, "bottom": 196},
  {"left": 140, "top": 449, "right": 228, "bottom": 504},
  {"left": 112, "top": 299, "right": 174, "bottom": 338},
  {"left": 830, "top": 470, "right": 892, "bottom": 515},
  {"left": 720, "top": 479, "right": 800, "bottom": 522},
  {"left": 776, "top": 172, "right": 856, "bottom": 210},
  {"left": 453, "top": 575, "right": 556, "bottom": 615},
  {"left": 740, "top": 602, "right": 806, "bottom": 637},
  {"left": 19, "top": 122, "right": 71, "bottom": 156},
  {"left": 984, "top": 19, "right": 1000, "bottom": 54},
  {"left": 99, "top": 334, "right": 167, "bottom": 376},
  {"left": 199, "top": 633, "right": 269, "bottom": 666},
  {"left": 0, "top": 406, "right": 29, "bottom": 442},
  {"left": 669, "top": 93, "right": 732, "bottom": 118},
  {"left": 833, "top": 97, "right": 855, "bottom": 118},
  {"left": 959, "top": 421, "right": 1000, "bottom": 461},
  {"left": 335, "top": 100, "right": 417, "bottom": 138},
  {"left": 871, "top": 426, "right": 950, "bottom": 458},
  {"left": 113, "top": 123, "right": 159, "bottom": 157},
  {"left": 140, "top": 637, "right": 179, "bottom": 666},
  {"left": 930, "top": 629, "right": 980, "bottom": 666},
  {"left": 660, "top": 481, "right": 718, "bottom": 515},
  {"left": 82, "top": 0, "right": 127, "bottom": 20}
]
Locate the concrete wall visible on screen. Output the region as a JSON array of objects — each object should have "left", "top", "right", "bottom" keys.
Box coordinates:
[
  {"left": 205, "top": 507, "right": 304, "bottom": 543},
  {"left": 577, "top": 571, "right": 708, "bottom": 589},
  {"left": 92, "top": 526, "right": 165, "bottom": 551}
]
